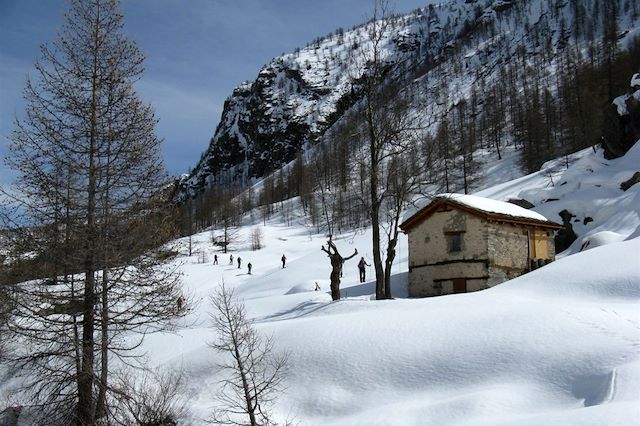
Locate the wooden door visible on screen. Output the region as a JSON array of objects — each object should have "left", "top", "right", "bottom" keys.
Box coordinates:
[
  {"left": 452, "top": 278, "right": 467, "bottom": 294},
  {"left": 534, "top": 231, "right": 548, "bottom": 259}
]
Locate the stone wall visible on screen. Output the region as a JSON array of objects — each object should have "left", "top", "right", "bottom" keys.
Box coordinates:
[
  {"left": 486, "top": 222, "right": 529, "bottom": 287},
  {"left": 406, "top": 207, "right": 558, "bottom": 297},
  {"left": 409, "top": 261, "right": 487, "bottom": 296},
  {"left": 546, "top": 232, "right": 556, "bottom": 259},
  {"left": 407, "top": 209, "right": 488, "bottom": 267},
  {"left": 486, "top": 222, "right": 556, "bottom": 287},
  {"left": 407, "top": 209, "right": 488, "bottom": 296}
]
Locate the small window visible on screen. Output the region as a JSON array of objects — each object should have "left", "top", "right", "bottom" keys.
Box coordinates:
[{"left": 447, "top": 232, "right": 463, "bottom": 253}]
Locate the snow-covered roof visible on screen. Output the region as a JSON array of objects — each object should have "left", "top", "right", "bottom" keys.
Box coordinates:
[
  {"left": 401, "top": 193, "right": 559, "bottom": 231},
  {"left": 438, "top": 193, "right": 550, "bottom": 220}
]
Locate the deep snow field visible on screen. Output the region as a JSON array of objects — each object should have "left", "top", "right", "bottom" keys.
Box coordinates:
[{"left": 140, "top": 144, "right": 640, "bottom": 425}]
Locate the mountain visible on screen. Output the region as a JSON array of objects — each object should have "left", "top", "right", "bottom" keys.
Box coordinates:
[{"left": 178, "top": 0, "right": 640, "bottom": 199}]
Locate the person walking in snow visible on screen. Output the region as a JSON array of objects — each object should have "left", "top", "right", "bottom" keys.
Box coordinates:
[
  {"left": 358, "top": 257, "right": 370, "bottom": 283},
  {"left": 247, "top": 262, "right": 252, "bottom": 275},
  {"left": 237, "top": 257, "right": 242, "bottom": 269},
  {"left": 213, "top": 254, "right": 218, "bottom": 265},
  {"left": 281, "top": 254, "right": 287, "bottom": 268},
  {"left": 229, "top": 254, "right": 233, "bottom": 265}
]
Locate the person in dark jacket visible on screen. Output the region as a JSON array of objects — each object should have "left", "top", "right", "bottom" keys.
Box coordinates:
[
  {"left": 213, "top": 254, "right": 218, "bottom": 265},
  {"left": 281, "top": 254, "right": 287, "bottom": 268},
  {"left": 237, "top": 257, "right": 242, "bottom": 269},
  {"left": 358, "top": 257, "right": 370, "bottom": 283},
  {"left": 247, "top": 262, "right": 252, "bottom": 274}
]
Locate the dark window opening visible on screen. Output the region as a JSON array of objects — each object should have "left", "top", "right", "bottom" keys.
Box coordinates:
[{"left": 447, "top": 232, "right": 463, "bottom": 253}]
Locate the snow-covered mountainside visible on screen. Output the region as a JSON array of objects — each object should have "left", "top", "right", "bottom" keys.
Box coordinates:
[
  {"left": 6, "top": 145, "right": 626, "bottom": 424},
  {"left": 180, "top": 0, "right": 640, "bottom": 197},
  {"left": 477, "top": 142, "right": 640, "bottom": 256}
]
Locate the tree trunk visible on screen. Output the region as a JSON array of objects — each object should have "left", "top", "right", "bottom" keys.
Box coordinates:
[
  {"left": 95, "top": 268, "right": 109, "bottom": 419},
  {"left": 367, "top": 101, "right": 385, "bottom": 300},
  {"left": 77, "top": 10, "right": 101, "bottom": 421},
  {"left": 77, "top": 178, "right": 97, "bottom": 421},
  {"left": 371, "top": 209, "right": 385, "bottom": 300},
  {"left": 78, "top": 172, "right": 96, "bottom": 424},
  {"left": 330, "top": 271, "right": 341, "bottom": 301},
  {"left": 236, "top": 350, "right": 257, "bottom": 426},
  {"left": 384, "top": 238, "right": 397, "bottom": 299}
]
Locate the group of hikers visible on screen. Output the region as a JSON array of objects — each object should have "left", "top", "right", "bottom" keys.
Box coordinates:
[
  {"left": 211, "top": 253, "right": 254, "bottom": 274},
  {"left": 210, "top": 251, "right": 372, "bottom": 282}
]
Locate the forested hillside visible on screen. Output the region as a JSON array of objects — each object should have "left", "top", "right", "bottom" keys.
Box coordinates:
[{"left": 179, "top": 0, "right": 640, "bottom": 236}]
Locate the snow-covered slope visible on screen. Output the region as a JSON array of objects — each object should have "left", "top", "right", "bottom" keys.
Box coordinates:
[
  {"left": 127, "top": 144, "right": 640, "bottom": 424},
  {"left": 140, "top": 223, "right": 639, "bottom": 425},
  {"left": 180, "top": 0, "right": 640, "bottom": 197},
  {"left": 2, "top": 142, "right": 638, "bottom": 424},
  {"left": 476, "top": 142, "right": 640, "bottom": 256}
]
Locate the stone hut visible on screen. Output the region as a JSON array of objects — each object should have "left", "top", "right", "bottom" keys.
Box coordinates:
[{"left": 399, "top": 193, "right": 562, "bottom": 297}]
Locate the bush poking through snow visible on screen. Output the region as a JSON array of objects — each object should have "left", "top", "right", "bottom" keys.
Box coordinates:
[
  {"left": 251, "top": 227, "right": 264, "bottom": 251},
  {"left": 208, "top": 284, "right": 289, "bottom": 426},
  {"left": 111, "top": 368, "right": 188, "bottom": 426}
]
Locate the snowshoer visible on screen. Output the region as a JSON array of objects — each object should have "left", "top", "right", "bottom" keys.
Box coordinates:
[
  {"left": 229, "top": 254, "right": 233, "bottom": 265},
  {"left": 237, "top": 257, "right": 242, "bottom": 269},
  {"left": 358, "top": 257, "right": 370, "bottom": 283},
  {"left": 213, "top": 254, "right": 218, "bottom": 265},
  {"left": 248, "top": 262, "right": 252, "bottom": 274},
  {"left": 281, "top": 254, "right": 287, "bottom": 268}
]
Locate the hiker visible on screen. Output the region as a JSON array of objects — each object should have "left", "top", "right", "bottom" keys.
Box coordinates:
[
  {"left": 229, "top": 254, "right": 233, "bottom": 265},
  {"left": 213, "top": 254, "right": 218, "bottom": 265},
  {"left": 281, "top": 254, "right": 287, "bottom": 268},
  {"left": 237, "top": 257, "right": 242, "bottom": 269},
  {"left": 248, "top": 262, "right": 252, "bottom": 274},
  {"left": 358, "top": 257, "right": 370, "bottom": 283}
]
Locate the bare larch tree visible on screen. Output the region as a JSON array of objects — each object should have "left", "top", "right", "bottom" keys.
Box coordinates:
[
  {"left": 209, "top": 284, "right": 288, "bottom": 426},
  {"left": 1, "top": 0, "right": 187, "bottom": 423}
]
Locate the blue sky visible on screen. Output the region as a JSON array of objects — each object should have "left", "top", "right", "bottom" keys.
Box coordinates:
[{"left": 0, "top": 0, "right": 431, "bottom": 180}]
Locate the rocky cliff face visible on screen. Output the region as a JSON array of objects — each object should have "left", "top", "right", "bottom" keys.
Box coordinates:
[
  {"left": 179, "top": 0, "right": 640, "bottom": 199},
  {"left": 183, "top": 38, "right": 369, "bottom": 194}
]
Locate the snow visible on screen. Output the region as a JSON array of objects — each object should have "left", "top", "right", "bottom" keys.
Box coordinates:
[
  {"left": 613, "top": 95, "right": 629, "bottom": 115},
  {"left": 124, "top": 143, "right": 640, "bottom": 424},
  {"left": 132, "top": 220, "right": 640, "bottom": 425},
  {"left": 402, "top": 182, "right": 556, "bottom": 228},
  {"left": 7, "top": 2, "right": 640, "bottom": 417},
  {"left": 436, "top": 193, "right": 552, "bottom": 222},
  {"left": 613, "top": 73, "right": 640, "bottom": 116},
  {"left": 3, "top": 143, "right": 640, "bottom": 424},
  {"left": 157, "top": 4, "right": 640, "bottom": 420},
  {"left": 476, "top": 142, "right": 640, "bottom": 257}
]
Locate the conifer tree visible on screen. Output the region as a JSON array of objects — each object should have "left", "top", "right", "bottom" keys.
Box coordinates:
[{"left": 2, "top": 0, "right": 186, "bottom": 423}]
